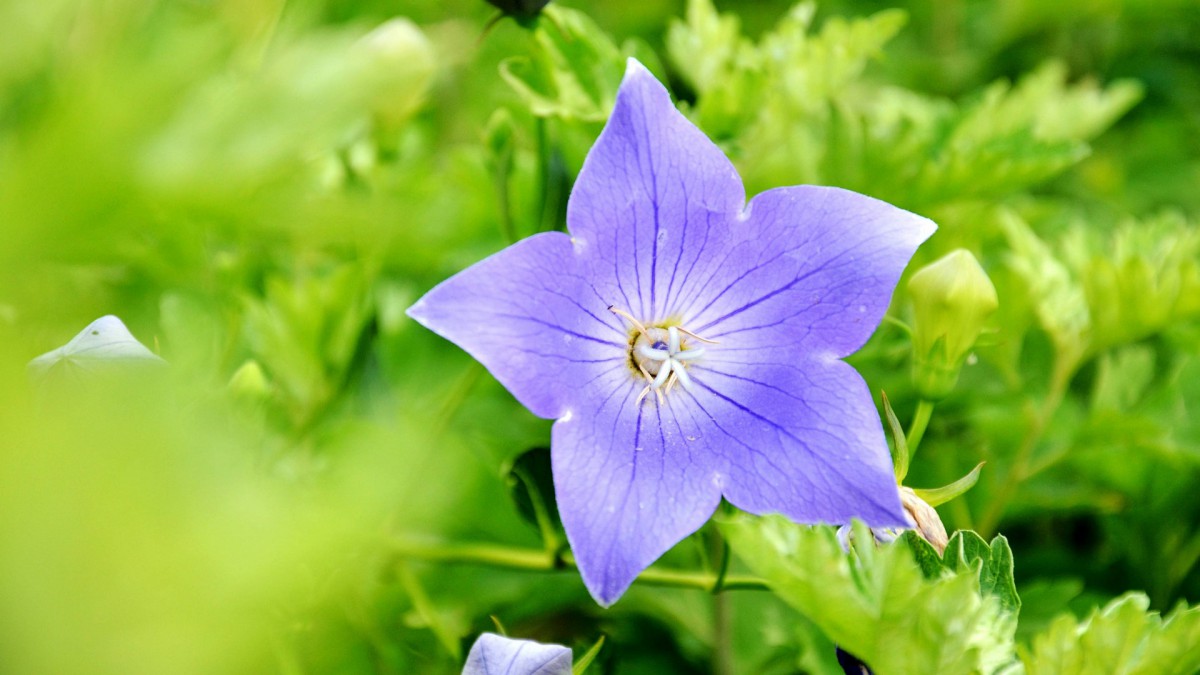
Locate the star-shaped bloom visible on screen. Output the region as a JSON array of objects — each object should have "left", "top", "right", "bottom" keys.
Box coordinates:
[
  {"left": 408, "top": 59, "right": 936, "bottom": 606},
  {"left": 462, "top": 633, "right": 572, "bottom": 675}
]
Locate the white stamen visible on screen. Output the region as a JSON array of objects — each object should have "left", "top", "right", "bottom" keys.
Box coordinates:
[
  {"left": 652, "top": 361, "right": 673, "bottom": 389},
  {"left": 609, "top": 307, "right": 713, "bottom": 406},
  {"left": 672, "top": 362, "right": 694, "bottom": 390}
]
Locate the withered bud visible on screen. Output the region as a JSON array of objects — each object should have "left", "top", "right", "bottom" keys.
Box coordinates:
[{"left": 899, "top": 487, "right": 948, "bottom": 555}]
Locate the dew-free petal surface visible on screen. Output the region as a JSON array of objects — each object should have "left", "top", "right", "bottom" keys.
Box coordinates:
[
  {"left": 462, "top": 633, "right": 572, "bottom": 675},
  {"left": 690, "top": 354, "right": 907, "bottom": 527},
  {"left": 687, "top": 186, "right": 936, "bottom": 358},
  {"left": 568, "top": 59, "right": 744, "bottom": 323},
  {"left": 407, "top": 232, "right": 625, "bottom": 419},
  {"left": 27, "top": 315, "right": 166, "bottom": 384},
  {"left": 553, "top": 370, "right": 723, "bottom": 605}
]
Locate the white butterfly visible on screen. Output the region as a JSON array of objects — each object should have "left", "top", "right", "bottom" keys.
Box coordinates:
[{"left": 27, "top": 315, "right": 166, "bottom": 383}]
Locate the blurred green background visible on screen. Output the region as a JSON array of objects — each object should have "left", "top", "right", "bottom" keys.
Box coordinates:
[{"left": 1, "top": 0, "right": 1198, "bottom": 672}]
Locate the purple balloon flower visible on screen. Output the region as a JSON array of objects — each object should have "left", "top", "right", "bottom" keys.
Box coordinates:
[
  {"left": 462, "top": 633, "right": 572, "bottom": 675},
  {"left": 408, "top": 59, "right": 936, "bottom": 606}
]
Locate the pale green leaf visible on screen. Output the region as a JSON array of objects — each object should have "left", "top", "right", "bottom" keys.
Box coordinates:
[
  {"left": 499, "top": 6, "right": 624, "bottom": 121},
  {"left": 721, "top": 514, "right": 1019, "bottom": 675},
  {"left": 1021, "top": 593, "right": 1200, "bottom": 675},
  {"left": 912, "top": 462, "right": 984, "bottom": 507},
  {"left": 572, "top": 635, "right": 605, "bottom": 675}
]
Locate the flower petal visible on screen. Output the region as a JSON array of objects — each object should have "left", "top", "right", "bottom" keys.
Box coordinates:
[
  {"left": 686, "top": 353, "right": 907, "bottom": 528},
  {"left": 553, "top": 371, "right": 723, "bottom": 606},
  {"left": 686, "top": 186, "right": 935, "bottom": 357},
  {"left": 407, "top": 232, "right": 626, "bottom": 419},
  {"left": 568, "top": 59, "right": 745, "bottom": 322},
  {"left": 462, "top": 633, "right": 572, "bottom": 675}
]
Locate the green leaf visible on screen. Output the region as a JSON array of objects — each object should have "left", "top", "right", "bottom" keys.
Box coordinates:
[
  {"left": 722, "top": 514, "right": 1019, "bottom": 674},
  {"left": 881, "top": 391, "right": 909, "bottom": 483},
  {"left": 903, "top": 530, "right": 945, "bottom": 579},
  {"left": 572, "top": 634, "right": 605, "bottom": 675},
  {"left": 506, "top": 446, "right": 563, "bottom": 550},
  {"left": 1015, "top": 579, "right": 1085, "bottom": 643},
  {"left": 912, "top": 462, "right": 984, "bottom": 507},
  {"left": 1021, "top": 593, "right": 1200, "bottom": 675},
  {"left": 945, "top": 532, "right": 1021, "bottom": 617},
  {"left": 666, "top": 1, "right": 1141, "bottom": 210},
  {"left": 1000, "top": 210, "right": 1091, "bottom": 370},
  {"left": 902, "top": 530, "right": 1021, "bottom": 617},
  {"left": 499, "top": 6, "right": 624, "bottom": 121}
]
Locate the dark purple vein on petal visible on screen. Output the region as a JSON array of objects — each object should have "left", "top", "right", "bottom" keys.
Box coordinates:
[
  {"left": 609, "top": 209, "right": 635, "bottom": 314},
  {"left": 637, "top": 97, "right": 661, "bottom": 318},
  {"left": 491, "top": 313, "right": 622, "bottom": 347},
  {"left": 535, "top": 281, "right": 629, "bottom": 339},
  {"left": 692, "top": 379, "right": 896, "bottom": 517},
  {"left": 686, "top": 392, "right": 789, "bottom": 505},
  {"left": 691, "top": 267, "right": 820, "bottom": 335},
  {"left": 502, "top": 643, "right": 525, "bottom": 675},
  {"left": 626, "top": 199, "right": 645, "bottom": 319},
  {"left": 663, "top": 177, "right": 693, "bottom": 313},
  {"left": 700, "top": 367, "right": 813, "bottom": 406}
]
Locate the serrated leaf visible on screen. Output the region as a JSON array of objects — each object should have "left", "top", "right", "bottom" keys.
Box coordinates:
[
  {"left": 902, "top": 530, "right": 1021, "bottom": 617},
  {"left": 721, "top": 514, "right": 1018, "bottom": 675},
  {"left": 1021, "top": 593, "right": 1200, "bottom": 675},
  {"left": 1000, "top": 210, "right": 1091, "bottom": 369},
  {"left": 499, "top": 6, "right": 624, "bottom": 121},
  {"left": 903, "top": 530, "right": 944, "bottom": 579},
  {"left": 946, "top": 531, "right": 1021, "bottom": 616}
]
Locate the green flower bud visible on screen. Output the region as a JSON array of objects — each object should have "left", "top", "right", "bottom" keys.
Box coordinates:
[
  {"left": 483, "top": 108, "right": 516, "bottom": 177},
  {"left": 355, "top": 18, "right": 435, "bottom": 130},
  {"left": 908, "top": 249, "right": 998, "bottom": 400},
  {"left": 228, "top": 359, "right": 270, "bottom": 400}
]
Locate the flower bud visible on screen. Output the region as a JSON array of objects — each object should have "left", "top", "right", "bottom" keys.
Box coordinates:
[
  {"left": 908, "top": 249, "right": 998, "bottom": 400},
  {"left": 228, "top": 359, "right": 270, "bottom": 400},
  {"left": 899, "top": 487, "right": 947, "bottom": 555},
  {"left": 355, "top": 18, "right": 435, "bottom": 131},
  {"left": 484, "top": 108, "right": 516, "bottom": 177}
]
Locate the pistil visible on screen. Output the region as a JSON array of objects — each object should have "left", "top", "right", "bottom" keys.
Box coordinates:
[{"left": 609, "top": 306, "right": 714, "bottom": 405}]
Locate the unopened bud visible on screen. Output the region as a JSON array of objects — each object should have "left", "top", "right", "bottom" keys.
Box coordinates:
[
  {"left": 228, "top": 359, "right": 270, "bottom": 399},
  {"left": 355, "top": 18, "right": 435, "bottom": 130},
  {"left": 908, "top": 249, "right": 998, "bottom": 400},
  {"left": 899, "top": 487, "right": 948, "bottom": 555},
  {"left": 484, "top": 108, "right": 516, "bottom": 176}
]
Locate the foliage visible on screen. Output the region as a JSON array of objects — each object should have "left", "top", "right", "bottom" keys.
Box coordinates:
[
  {"left": 722, "top": 516, "right": 1020, "bottom": 674},
  {"left": 2, "top": 0, "right": 1199, "bottom": 672}
]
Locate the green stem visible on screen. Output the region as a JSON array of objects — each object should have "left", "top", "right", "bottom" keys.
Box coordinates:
[
  {"left": 534, "top": 116, "right": 564, "bottom": 232},
  {"left": 493, "top": 167, "right": 516, "bottom": 244},
  {"left": 391, "top": 538, "right": 770, "bottom": 593},
  {"left": 906, "top": 399, "right": 935, "bottom": 460},
  {"left": 710, "top": 530, "right": 734, "bottom": 675},
  {"left": 511, "top": 464, "right": 561, "bottom": 554},
  {"left": 432, "top": 362, "right": 482, "bottom": 437},
  {"left": 535, "top": 116, "right": 551, "bottom": 232},
  {"left": 977, "top": 359, "right": 1073, "bottom": 536}
]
